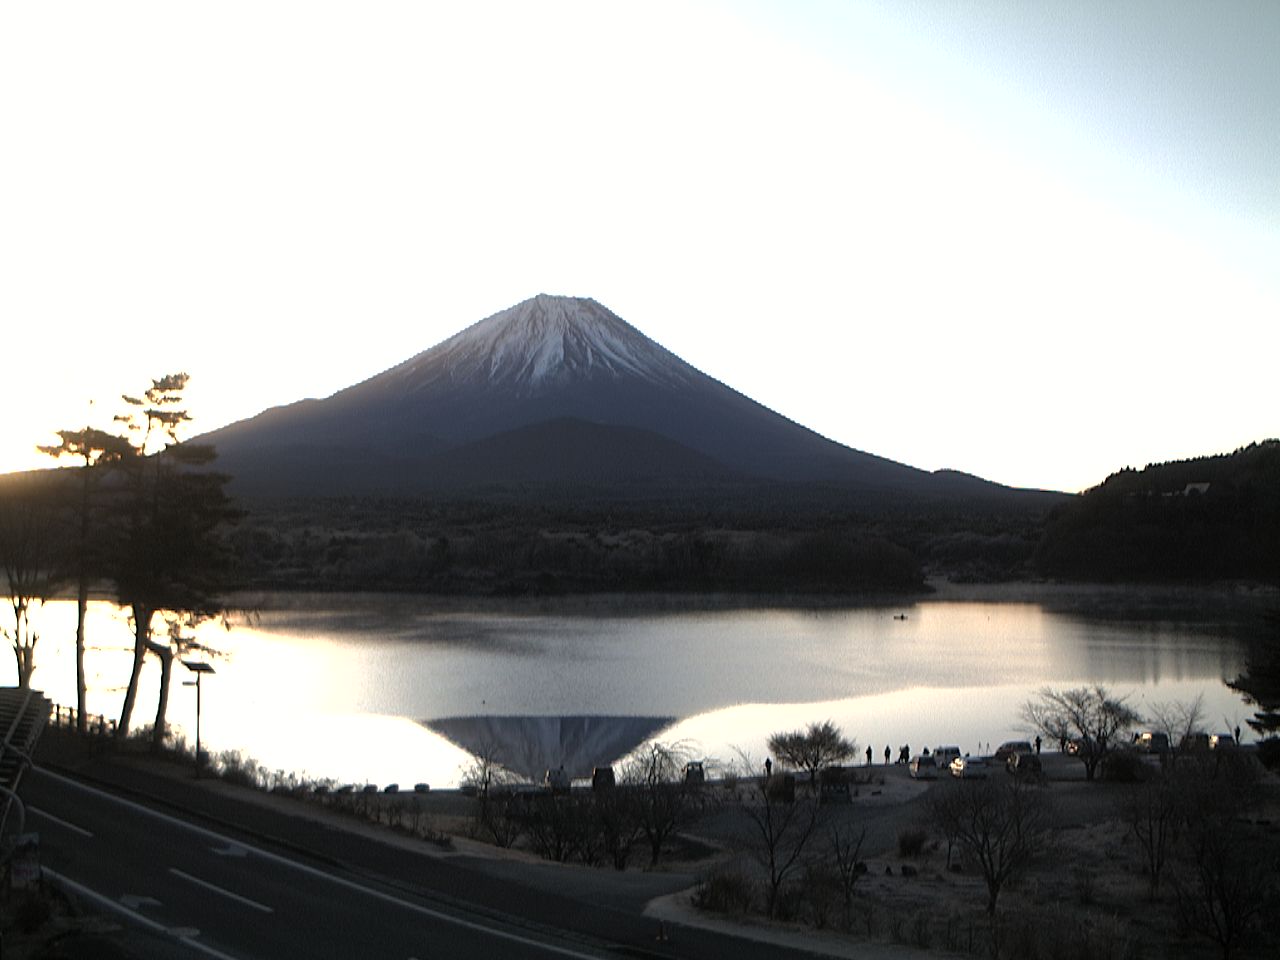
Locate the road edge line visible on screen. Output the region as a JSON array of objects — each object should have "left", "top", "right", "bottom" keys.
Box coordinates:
[{"left": 41, "top": 866, "right": 243, "bottom": 960}]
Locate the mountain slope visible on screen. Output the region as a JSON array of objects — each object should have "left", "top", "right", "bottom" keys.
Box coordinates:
[{"left": 203, "top": 294, "right": 1024, "bottom": 501}]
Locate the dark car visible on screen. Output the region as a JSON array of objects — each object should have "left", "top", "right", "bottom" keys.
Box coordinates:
[
  {"left": 994, "top": 741, "right": 1033, "bottom": 763},
  {"left": 1133, "top": 731, "right": 1171, "bottom": 754}
]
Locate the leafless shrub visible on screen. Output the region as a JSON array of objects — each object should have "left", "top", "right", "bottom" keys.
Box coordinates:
[
  {"left": 692, "top": 867, "right": 756, "bottom": 915},
  {"left": 472, "top": 793, "right": 524, "bottom": 848},
  {"left": 828, "top": 821, "right": 867, "bottom": 908}
]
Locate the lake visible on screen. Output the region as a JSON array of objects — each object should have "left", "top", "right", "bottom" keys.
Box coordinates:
[{"left": 17, "top": 585, "right": 1274, "bottom": 788}]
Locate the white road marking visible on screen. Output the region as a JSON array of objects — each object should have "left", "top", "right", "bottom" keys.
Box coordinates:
[
  {"left": 29, "top": 806, "right": 94, "bottom": 838},
  {"left": 212, "top": 842, "right": 249, "bottom": 857},
  {"left": 34, "top": 767, "right": 606, "bottom": 959},
  {"left": 43, "top": 867, "right": 234, "bottom": 960},
  {"left": 169, "top": 867, "right": 274, "bottom": 914},
  {"left": 120, "top": 894, "right": 162, "bottom": 910}
]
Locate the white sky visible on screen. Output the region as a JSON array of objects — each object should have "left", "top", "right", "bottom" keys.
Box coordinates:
[{"left": 2, "top": 0, "right": 1277, "bottom": 493}]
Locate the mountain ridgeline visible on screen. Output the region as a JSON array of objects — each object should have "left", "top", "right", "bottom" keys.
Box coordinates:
[{"left": 203, "top": 295, "right": 1044, "bottom": 504}]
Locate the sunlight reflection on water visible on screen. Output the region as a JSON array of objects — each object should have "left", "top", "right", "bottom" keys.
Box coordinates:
[{"left": 18, "top": 593, "right": 1264, "bottom": 787}]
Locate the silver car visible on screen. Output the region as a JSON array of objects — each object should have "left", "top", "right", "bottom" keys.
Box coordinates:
[
  {"left": 949, "top": 755, "right": 990, "bottom": 779},
  {"left": 909, "top": 755, "right": 938, "bottom": 780}
]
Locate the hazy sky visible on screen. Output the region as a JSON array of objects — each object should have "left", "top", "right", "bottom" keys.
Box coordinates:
[{"left": 3, "top": 1, "right": 1277, "bottom": 492}]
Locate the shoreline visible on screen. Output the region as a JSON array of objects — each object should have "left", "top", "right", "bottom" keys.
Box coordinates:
[{"left": 223, "top": 577, "right": 1279, "bottom": 617}]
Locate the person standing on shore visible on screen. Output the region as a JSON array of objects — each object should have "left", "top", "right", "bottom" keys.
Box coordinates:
[
  {"left": 884, "top": 745, "right": 891, "bottom": 765},
  {"left": 866, "top": 746, "right": 872, "bottom": 766}
]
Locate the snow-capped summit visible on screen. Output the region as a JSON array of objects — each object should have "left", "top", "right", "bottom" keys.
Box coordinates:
[
  {"left": 202, "top": 293, "right": 1022, "bottom": 501},
  {"left": 405, "top": 294, "right": 691, "bottom": 394}
]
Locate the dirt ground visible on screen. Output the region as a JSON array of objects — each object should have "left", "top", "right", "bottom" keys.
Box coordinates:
[{"left": 659, "top": 753, "right": 1280, "bottom": 960}]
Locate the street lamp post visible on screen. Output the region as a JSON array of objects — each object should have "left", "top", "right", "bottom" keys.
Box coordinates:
[{"left": 182, "top": 660, "right": 215, "bottom": 778}]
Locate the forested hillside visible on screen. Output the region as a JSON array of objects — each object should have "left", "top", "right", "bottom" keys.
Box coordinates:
[{"left": 1034, "top": 441, "right": 1280, "bottom": 583}]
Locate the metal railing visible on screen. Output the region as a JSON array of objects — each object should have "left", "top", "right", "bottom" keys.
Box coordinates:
[{"left": 49, "top": 703, "right": 117, "bottom": 739}]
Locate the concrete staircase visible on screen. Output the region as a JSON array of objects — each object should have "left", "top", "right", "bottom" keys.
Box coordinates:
[{"left": 0, "top": 686, "right": 52, "bottom": 836}]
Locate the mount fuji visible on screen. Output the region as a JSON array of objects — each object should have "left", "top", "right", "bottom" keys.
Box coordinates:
[{"left": 203, "top": 294, "right": 1022, "bottom": 501}]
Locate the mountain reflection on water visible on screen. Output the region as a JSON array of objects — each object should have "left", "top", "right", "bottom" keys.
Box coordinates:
[
  {"left": 424, "top": 715, "right": 676, "bottom": 781},
  {"left": 22, "top": 591, "right": 1273, "bottom": 788}
]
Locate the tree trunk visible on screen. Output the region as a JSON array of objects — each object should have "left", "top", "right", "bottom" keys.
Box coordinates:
[
  {"left": 75, "top": 465, "right": 90, "bottom": 734},
  {"left": 15, "top": 641, "right": 35, "bottom": 688},
  {"left": 149, "top": 640, "right": 173, "bottom": 751},
  {"left": 75, "top": 583, "right": 88, "bottom": 732},
  {"left": 12, "top": 603, "right": 36, "bottom": 687},
  {"left": 117, "top": 605, "right": 152, "bottom": 740}
]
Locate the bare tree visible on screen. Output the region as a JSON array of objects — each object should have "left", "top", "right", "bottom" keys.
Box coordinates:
[
  {"left": 1120, "top": 774, "right": 1180, "bottom": 898},
  {"left": 620, "top": 741, "right": 692, "bottom": 866},
  {"left": 460, "top": 738, "right": 521, "bottom": 802},
  {"left": 462, "top": 740, "right": 528, "bottom": 849},
  {"left": 928, "top": 778, "right": 1053, "bottom": 915},
  {"left": 740, "top": 776, "right": 824, "bottom": 918},
  {"left": 0, "top": 479, "right": 64, "bottom": 687},
  {"left": 594, "top": 787, "right": 643, "bottom": 870},
  {"left": 1020, "top": 685, "right": 1142, "bottom": 781},
  {"left": 767, "top": 720, "right": 857, "bottom": 789},
  {"left": 1174, "top": 805, "right": 1279, "bottom": 959},
  {"left": 828, "top": 820, "right": 868, "bottom": 910},
  {"left": 1147, "top": 694, "right": 1206, "bottom": 767}
]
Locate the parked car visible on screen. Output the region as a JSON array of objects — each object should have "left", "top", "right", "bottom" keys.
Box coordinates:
[
  {"left": 934, "top": 746, "right": 962, "bottom": 767},
  {"left": 1133, "top": 731, "right": 1171, "bottom": 754},
  {"left": 684, "top": 761, "right": 706, "bottom": 786},
  {"left": 950, "top": 756, "right": 990, "bottom": 779},
  {"left": 1209, "top": 733, "right": 1237, "bottom": 750},
  {"left": 591, "top": 766, "right": 615, "bottom": 791},
  {"left": 909, "top": 755, "right": 938, "bottom": 780},
  {"left": 544, "top": 767, "right": 570, "bottom": 794},
  {"left": 994, "top": 741, "right": 1033, "bottom": 763}
]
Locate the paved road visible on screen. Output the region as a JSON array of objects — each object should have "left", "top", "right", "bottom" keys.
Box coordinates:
[
  {"left": 27, "top": 768, "right": 617, "bottom": 960},
  {"left": 25, "top": 758, "right": 841, "bottom": 959}
]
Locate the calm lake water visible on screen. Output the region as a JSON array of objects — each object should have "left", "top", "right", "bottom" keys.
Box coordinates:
[{"left": 17, "top": 586, "right": 1273, "bottom": 788}]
